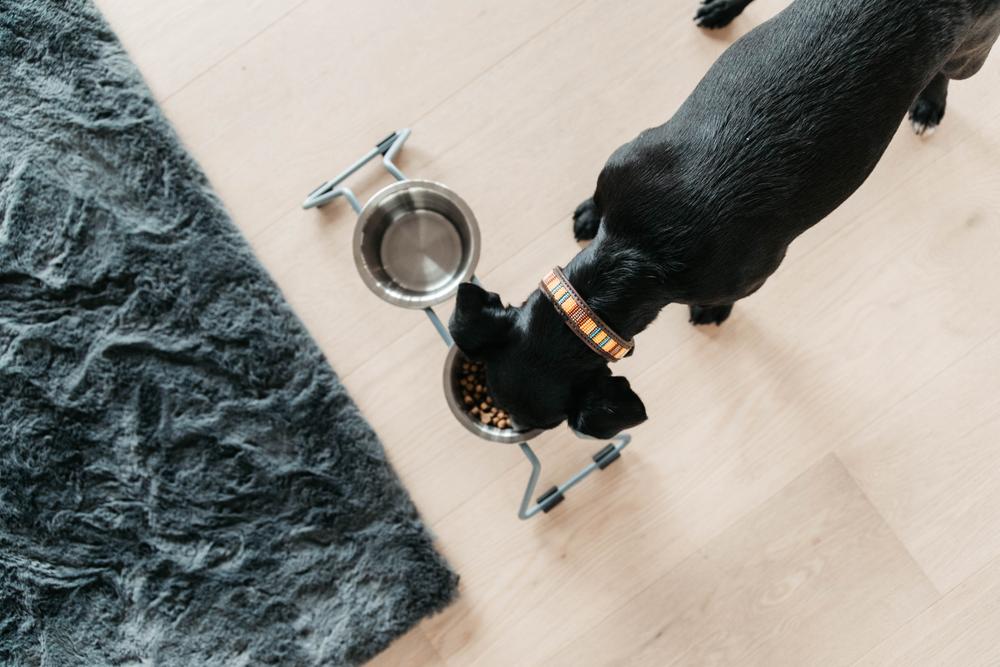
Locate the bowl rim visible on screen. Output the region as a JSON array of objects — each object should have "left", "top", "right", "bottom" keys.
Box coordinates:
[
  {"left": 442, "top": 345, "right": 543, "bottom": 444},
  {"left": 352, "top": 179, "right": 481, "bottom": 309}
]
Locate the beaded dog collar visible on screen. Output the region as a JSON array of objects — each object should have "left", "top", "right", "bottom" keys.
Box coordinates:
[{"left": 540, "top": 267, "right": 634, "bottom": 362}]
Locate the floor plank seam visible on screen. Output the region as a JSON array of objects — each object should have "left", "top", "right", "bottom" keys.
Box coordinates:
[
  {"left": 829, "top": 324, "right": 1000, "bottom": 467},
  {"left": 159, "top": 0, "right": 311, "bottom": 105},
  {"left": 532, "top": 450, "right": 844, "bottom": 663},
  {"left": 405, "top": 0, "right": 588, "bottom": 139},
  {"left": 845, "top": 552, "right": 1000, "bottom": 666},
  {"left": 832, "top": 452, "right": 940, "bottom": 594},
  {"left": 416, "top": 623, "right": 449, "bottom": 667},
  {"left": 240, "top": 0, "right": 589, "bottom": 246}
]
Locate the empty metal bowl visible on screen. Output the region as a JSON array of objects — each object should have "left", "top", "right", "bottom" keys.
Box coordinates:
[
  {"left": 353, "top": 180, "right": 480, "bottom": 308},
  {"left": 442, "top": 345, "right": 542, "bottom": 444}
]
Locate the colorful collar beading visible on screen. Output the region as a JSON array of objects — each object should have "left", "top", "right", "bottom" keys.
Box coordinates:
[{"left": 540, "top": 267, "right": 634, "bottom": 362}]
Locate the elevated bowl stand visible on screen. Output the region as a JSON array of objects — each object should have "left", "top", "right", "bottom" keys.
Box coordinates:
[{"left": 304, "top": 129, "right": 631, "bottom": 520}]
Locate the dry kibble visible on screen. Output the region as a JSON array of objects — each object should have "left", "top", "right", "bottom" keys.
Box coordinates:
[{"left": 457, "top": 359, "right": 514, "bottom": 431}]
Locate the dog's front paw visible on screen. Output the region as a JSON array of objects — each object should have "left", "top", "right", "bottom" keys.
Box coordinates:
[
  {"left": 689, "top": 304, "right": 733, "bottom": 326},
  {"left": 695, "top": 0, "right": 745, "bottom": 29},
  {"left": 573, "top": 198, "right": 601, "bottom": 242},
  {"left": 909, "top": 97, "right": 945, "bottom": 137}
]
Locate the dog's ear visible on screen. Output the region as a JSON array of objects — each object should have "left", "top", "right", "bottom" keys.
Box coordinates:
[
  {"left": 568, "top": 374, "right": 647, "bottom": 439},
  {"left": 448, "top": 283, "right": 515, "bottom": 360}
]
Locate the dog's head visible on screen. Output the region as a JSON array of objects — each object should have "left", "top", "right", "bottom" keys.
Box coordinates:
[{"left": 449, "top": 282, "right": 647, "bottom": 439}]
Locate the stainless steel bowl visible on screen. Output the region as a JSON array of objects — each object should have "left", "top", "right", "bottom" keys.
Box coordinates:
[
  {"left": 353, "top": 180, "right": 480, "bottom": 308},
  {"left": 442, "top": 345, "right": 543, "bottom": 444}
]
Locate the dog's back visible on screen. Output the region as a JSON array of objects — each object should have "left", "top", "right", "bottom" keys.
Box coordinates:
[{"left": 597, "top": 0, "right": 1000, "bottom": 303}]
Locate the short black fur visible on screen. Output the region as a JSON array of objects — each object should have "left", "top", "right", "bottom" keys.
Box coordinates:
[{"left": 450, "top": 0, "right": 1000, "bottom": 437}]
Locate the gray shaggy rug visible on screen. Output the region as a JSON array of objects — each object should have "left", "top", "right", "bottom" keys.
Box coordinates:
[{"left": 0, "top": 2, "right": 457, "bottom": 665}]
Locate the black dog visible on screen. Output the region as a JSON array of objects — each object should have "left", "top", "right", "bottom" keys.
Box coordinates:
[{"left": 450, "top": 0, "right": 1000, "bottom": 439}]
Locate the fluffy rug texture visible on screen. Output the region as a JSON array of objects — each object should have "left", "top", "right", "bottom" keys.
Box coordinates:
[{"left": 0, "top": 2, "right": 457, "bottom": 665}]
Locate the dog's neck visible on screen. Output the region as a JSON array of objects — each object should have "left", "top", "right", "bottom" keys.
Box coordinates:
[{"left": 558, "top": 229, "right": 671, "bottom": 342}]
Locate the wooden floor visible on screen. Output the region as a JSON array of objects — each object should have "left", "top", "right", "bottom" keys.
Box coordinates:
[{"left": 95, "top": 1, "right": 1000, "bottom": 665}]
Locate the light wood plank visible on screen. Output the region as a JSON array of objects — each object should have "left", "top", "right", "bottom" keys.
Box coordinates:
[
  {"left": 421, "top": 442, "right": 700, "bottom": 666},
  {"left": 854, "top": 555, "right": 1000, "bottom": 667},
  {"left": 158, "top": 0, "right": 584, "bottom": 238},
  {"left": 543, "top": 456, "right": 937, "bottom": 667},
  {"left": 838, "top": 328, "right": 1000, "bottom": 592},
  {"left": 367, "top": 624, "right": 445, "bottom": 667},
  {"left": 95, "top": 0, "right": 303, "bottom": 100}
]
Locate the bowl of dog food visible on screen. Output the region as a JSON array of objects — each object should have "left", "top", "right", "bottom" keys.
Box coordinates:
[
  {"left": 353, "top": 180, "right": 480, "bottom": 309},
  {"left": 443, "top": 345, "right": 542, "bottom": 444}
]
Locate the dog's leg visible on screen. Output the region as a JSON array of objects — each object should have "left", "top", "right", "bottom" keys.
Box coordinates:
[
  {"left": 694, "top": 0, "right": 755, "bottom": 29},
  {"left": 909, "top": 72, "right": 949, "bottom": 136},
  {"left": 689, "top": 303, "right": 734, "bottom": 326},
  {"left": 573, "top": 197, "right": 602, "bottom": 242}
]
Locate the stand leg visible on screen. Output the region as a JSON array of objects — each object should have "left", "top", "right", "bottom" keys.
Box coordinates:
[
  {"left": 302, "top": 129, "right": 410, "bottom": 209},
  {"left": 517, "top": 433, "right": 631, "bottom": 520},
  {"left": 425, "top": 307, "right": 454, "bottom": 347}
]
